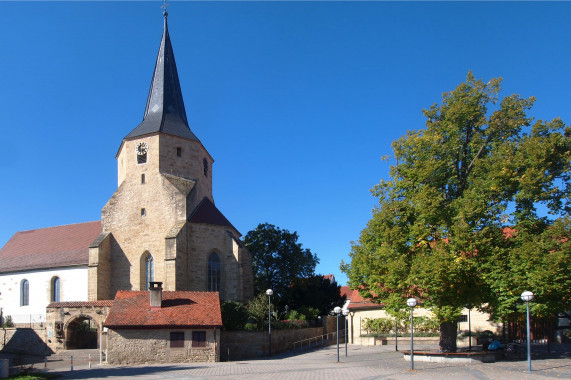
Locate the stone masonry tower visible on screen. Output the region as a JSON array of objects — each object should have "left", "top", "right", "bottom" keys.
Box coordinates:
[{"left": 88, "top": 12, "right": 254, "bottom": 302}]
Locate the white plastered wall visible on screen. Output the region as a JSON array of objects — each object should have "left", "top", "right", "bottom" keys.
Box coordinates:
[{"left": 0, "top": 266, "right": 88, "bottom": 325}]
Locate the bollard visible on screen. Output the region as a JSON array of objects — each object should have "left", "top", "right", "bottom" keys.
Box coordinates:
[
  {"left": 71, "top": 355, "right": 73, "bottom": 371},
  {"left": 89, "top": 354, "right": 92, "bottom": 368},
  {"left": 44, "top": 357, "right": 47, "bottom": 373}
]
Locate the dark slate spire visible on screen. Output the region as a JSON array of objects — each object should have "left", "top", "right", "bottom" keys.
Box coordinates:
[{"left": 125, "top": 11, "right": 198, "bottom": 141}]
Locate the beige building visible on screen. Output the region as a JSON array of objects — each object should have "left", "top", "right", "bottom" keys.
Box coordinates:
[{"left": 1, "top": 11, "right": 253, "bottom": 360}]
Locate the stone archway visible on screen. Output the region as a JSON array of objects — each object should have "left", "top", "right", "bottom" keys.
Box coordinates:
[{"left": 65, "top": 316, "right": 98, "bottom": 349}]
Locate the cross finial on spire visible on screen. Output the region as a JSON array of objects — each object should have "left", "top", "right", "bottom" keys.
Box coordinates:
[{"left": 162, "top": 0, "right": 168, "bottom": 18}]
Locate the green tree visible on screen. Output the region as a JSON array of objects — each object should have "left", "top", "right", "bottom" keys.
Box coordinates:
[
  {"left": 246, "top": 293, "right": 275, "bottom": 330},
  {"left": 221, "top": 301, "right": 249, "bottom": 330},
  {"left": 281, "top": 275, "right": 345, "bottom": 317},
  {"left": 342, "top": 72, "right": 570, "bottom": 352},
  {"left": 243, "top": 223, "right": 319, "bottom": 297}
]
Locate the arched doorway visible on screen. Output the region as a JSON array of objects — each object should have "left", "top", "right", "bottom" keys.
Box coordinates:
[{"left": 65, "top": 316, "right": 98, "bottom": 349}]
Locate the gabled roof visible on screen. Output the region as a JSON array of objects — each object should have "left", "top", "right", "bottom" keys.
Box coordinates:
[
  {"left": 104, "top": 291, "right": 222, "bottom": 329},
  {"left": 188, "top": 197, "right": 239, "bottom": 235},
  {"left": 0, "top": 221, "right": 101, "bottom": 273},
  {"left": 347, "top": 289, "right": 382, "bottom": 310},
  {"left": 125, "top": 12, "right": 198, "bottom": 142}
]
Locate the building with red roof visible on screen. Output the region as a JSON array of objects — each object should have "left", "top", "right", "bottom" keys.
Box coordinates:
[{"left": 103, "top": 283, "right": 222, "bottom": 363}]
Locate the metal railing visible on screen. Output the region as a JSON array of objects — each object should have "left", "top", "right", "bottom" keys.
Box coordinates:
[{"left": 292, "top": 329, "right": 346, "bottom": 351}]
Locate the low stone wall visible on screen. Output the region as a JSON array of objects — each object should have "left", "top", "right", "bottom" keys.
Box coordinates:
[
  {"left": 0, "top": 327, "right": 53, "bottom": 357},
  {"left": 220, "top": 327, "right": 324, "bottom": 361},
  {"left": 354, "top": 336, "right": 440, "bottom": 347}
]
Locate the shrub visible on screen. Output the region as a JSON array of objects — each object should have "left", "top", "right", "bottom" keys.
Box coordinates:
[
  {"left": 4, "top": 315, "right": 14, "bottom": 328},
  {"left": 221, "top": 301, "right": 249, "bottom": 330},
  {"left": 244, "top": 323, "right": 258, "bottom": 331},
  {"left": 363, "top": 318, "right": 395, "bottom": 334}
]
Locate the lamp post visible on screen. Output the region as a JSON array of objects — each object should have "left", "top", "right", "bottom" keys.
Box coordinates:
[
  {"left": 266, "top": 289, "right": 273, "bottom": 357},
  {"left": 334, "top": 306, "right": 341, "bottom": 362},
  {"left": 406, "top": 298, "right": 417, "bottom": 370},
  {"left": 342, "top": 309, "right": 349, "bottom": 356},
  {"left": 521, "top": 291, "right": 534, "bottom": 372},
  {"left": 466, "top": 303, "right": 473, "bottom": 351}
]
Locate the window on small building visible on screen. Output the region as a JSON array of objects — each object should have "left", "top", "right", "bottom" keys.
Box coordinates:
[
  {"left": 203, "top": 158, "right": 208, "bottom": 177},
  {"left": 21, "top": 279, "right": 29, "bottom": 306},
  {"left": 51, "top": 277, "right": 60, "bottom": 302},
  {"left": 192, "top": 331, "right": 206, "bottom": 347},
  {"left": 208, "top": 253, "right": 221, "bottom": 292},
  {"left": 176, "top": 147, "right": 182, "bottom": 157},
  {"left": 170, "top": 332, "right": 185, "bottom": 348},
  {"left": 458, "top": 314, "right": 468, "bottom": 323}
]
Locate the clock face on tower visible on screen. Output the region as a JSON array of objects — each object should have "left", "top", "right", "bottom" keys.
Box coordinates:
[{"left": 136, "top": 142, "right": 149, "bottom": 156}]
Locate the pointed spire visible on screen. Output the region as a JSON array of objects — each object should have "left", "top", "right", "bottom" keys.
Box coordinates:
[{"left": 125, "top": 11, "right": 198, "bottom": 141}]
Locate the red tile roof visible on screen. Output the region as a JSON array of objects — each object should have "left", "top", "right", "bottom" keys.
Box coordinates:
[
  {"left": 347, "top": 289, "right": 382, "bottom": 310},
  {"left": 104, "top": 291, "right": 222, "bottom": 329},
  {"left": 0, "top": 221, "right": 101, "bottom": 273},
  {"left": 323, "top": 274, "right": 336, "bottom": 283},
  {"left": 340, "top": 286, "right": 352, "bottom": 299},
  {"left": 188, "top": 197, "right": 240, "bottom": 235}
]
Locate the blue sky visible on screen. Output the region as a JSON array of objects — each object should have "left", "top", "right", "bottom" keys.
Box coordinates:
[{"left": 1, "top": 1, "right": 570, "bottom": 285}]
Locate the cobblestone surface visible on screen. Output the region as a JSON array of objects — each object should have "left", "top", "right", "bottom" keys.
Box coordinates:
[{"left": 37, "top": 343, "right": 571, "bottom": 380}]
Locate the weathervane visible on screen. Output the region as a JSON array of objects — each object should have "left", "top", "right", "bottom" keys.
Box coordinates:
[{"left": 162, "top": 0, "right": 169, "bottom": 17}]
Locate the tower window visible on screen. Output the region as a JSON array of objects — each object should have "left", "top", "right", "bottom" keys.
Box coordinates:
[
  {"left": 137, "top": 153, "right": 147, "bottom": 164},
  {"left": 208, "top": 253, "right": 221, "bottom": 292},
  {"left": 141, "top": 174, "right": 146, "bottom": 184},
  {"left": 176, "top": 147, "right": 182, "bottom": 157},
  {"left": 145, "top": 254, "right": 154, "bottom": 290},
  {"left": 141, "top": 208, "right": 146, "bottom": 217},
  {"left": 203, "top": 158, "right": 208, "bottom": 177}
]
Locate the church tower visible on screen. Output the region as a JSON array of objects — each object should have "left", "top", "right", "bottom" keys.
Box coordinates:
[{"left": 88, "top": 12, "right": 253, "bottom": 302}]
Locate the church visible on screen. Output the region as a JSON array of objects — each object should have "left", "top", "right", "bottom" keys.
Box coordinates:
[{"left": 0, "top": 10, "right": 253, "bottom": 359}]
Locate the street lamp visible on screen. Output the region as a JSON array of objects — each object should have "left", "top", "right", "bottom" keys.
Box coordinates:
[
  {"left": 266, "top": 289, "right": 273, "bottom": 357},
  {"left": 342, "top": 309, "right": 349, "bottom": 356},
  {"left": 521, "top": 291, "right": 534, "bottom": 372},
  {"left": 406, "top": 298, "right": 418, "bottom": 370},
  {"left": 334, "top": 306, "right": 341, "bottom": 362}
]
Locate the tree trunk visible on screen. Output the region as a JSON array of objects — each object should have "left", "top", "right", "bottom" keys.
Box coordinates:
[{"left": 439, "top": 321, "right": 457, "bottom": 352}]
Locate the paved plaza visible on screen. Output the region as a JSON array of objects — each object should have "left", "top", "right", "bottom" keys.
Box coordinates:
[{"left": 29, "top": 343, "right": 570, "bottom": 380}]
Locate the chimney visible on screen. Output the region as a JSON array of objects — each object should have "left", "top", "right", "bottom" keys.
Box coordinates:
[{"left": 149, "top": 282, "right": 163, "bottom": 308}]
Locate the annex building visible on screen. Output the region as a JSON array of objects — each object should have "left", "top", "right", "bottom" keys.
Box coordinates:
[{"left": 0, "top": 11, "right": 253, "bottom": 361}]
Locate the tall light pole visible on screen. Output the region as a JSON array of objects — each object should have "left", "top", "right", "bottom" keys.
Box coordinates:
[
  {"left": 266, "top": 289, "right": 273, "bottom": 357},
  {"left": 334, "top": 306, "right": 341, "bottom": 362},
  {"left": 406, "top": 298, "right": 417, "bottom": 370},
  {"left": 342, "top": 309, "right": 349, "bottom": 356},
  {"left": 521, "top": 291, "right": 534, "bottom": 372}
]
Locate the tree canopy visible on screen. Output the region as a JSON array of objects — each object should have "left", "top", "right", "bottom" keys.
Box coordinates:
[
  {"left": 281, "top": 275, "right": 346, "bottom": 316},
  {"left": 243, "top": 223, "right": 319, "bottom": 298},
  {"left": 341, "top": 72, "right": 570, "bottom": 352}
]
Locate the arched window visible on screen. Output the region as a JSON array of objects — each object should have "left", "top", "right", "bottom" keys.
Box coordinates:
[
  {"left": 145, "top": 254, "right": 154, "bottom": 290},
  {"left": 51, "top": 277, "right": 60, "bottom": 302},
  {"left": 208, "top": 253, "right": 221, "bottom": 292},
  {"left": 21, "top": 279, "right": 29, "bottom": 306}
]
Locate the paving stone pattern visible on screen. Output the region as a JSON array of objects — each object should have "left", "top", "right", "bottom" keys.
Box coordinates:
[{"left": 43, "top": 344, "right": 571, "bottom": 380}]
